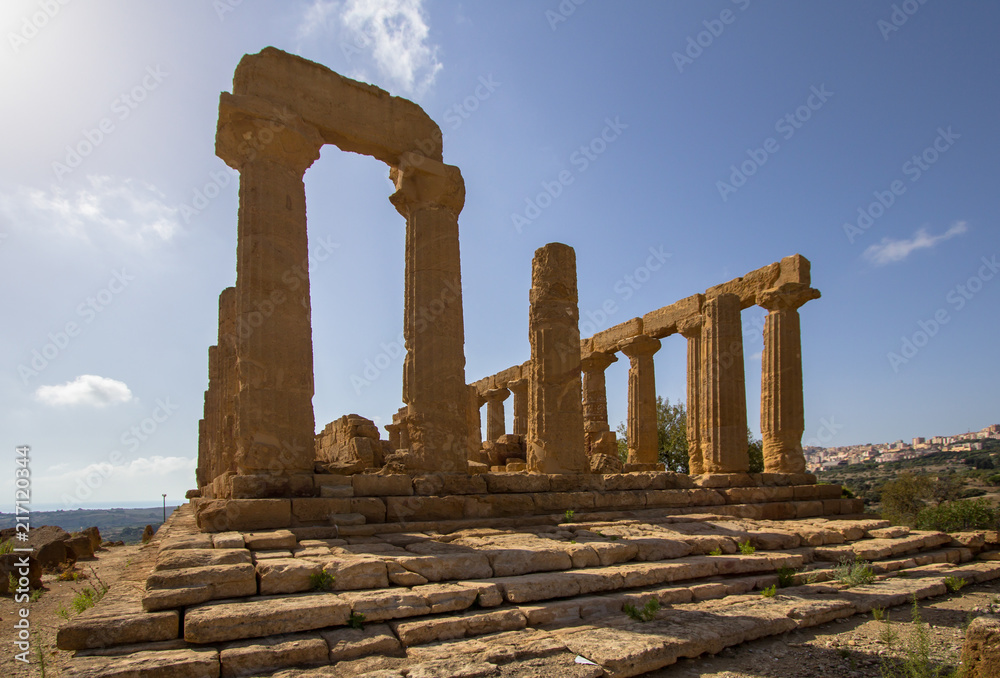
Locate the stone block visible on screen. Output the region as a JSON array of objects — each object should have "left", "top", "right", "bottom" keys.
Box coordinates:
[
  {"left": 59, "top": 648, "right": 219, "bottom": 678},
  {"left": 486, "top": 493, "right": 537, "bottom": 517},
  {"left": 322, "top": 623, "right": 402, "bottom": 663},
  {"left": 155, "top": 548, "right": 251, "bottom": 571},
  {"left": 794, "top": 501, "right": 825, "bottom": 518},
  {"left": 385, "top": 496, "right": 465, "bottom": 522},
  {"left": 244, "top": 529, "right": 297, "bottom": 550},
  {"left": 184, "top": 593, "right": 351, "bottom": 644},
  {"left": 645, "top": 490, "right": 692, "bottom": 508},
  {"left": 590, "top": 317, "right": 642, "bottom": 353},
  {"left": 353, "top": 474, "right": 414, "bottom": 497},
  {"left": 792, "top": 485, "right": 820, "bottom": 500},
  {"left": 229, "top": 474, "right": 314, "bottom": 499},
  {"left": 339, "top": 590, "right": 430, "bottom": 622},
  {"left": 533, "top": 492, "right": 596, "bottom": 512},
  {"left": 291, "top": 497, "right": 352, "bottom": 523},
  {"left": 197, "top": 499, "right": 292, "bottom": 532},
  {"left": 257, "top": 558, "right": 320, "bottom": 595},
  {"left": 220, "top": 633, "right": 328, "bottom": 677},
  {"left": 484, "top": 473, "right": 551, "bottom": 493},
  {"left": 317, "top": 556, "right": 389, "bottom": 590},
  {"left": 593, "top": 491, "right": 644, "bottom": 509},
  {"left": 351, "top": 497, "right": 387, "bottom": 523},
  {"left": 213, "top": 532, "right": 246, "bottom": 549},
  {"left": 57, "top": 611, "right": 180, "bottom": 651}
]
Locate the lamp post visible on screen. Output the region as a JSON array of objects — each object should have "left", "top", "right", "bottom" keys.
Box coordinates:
[{"left": 162, "top": 494, "right": 167, "bottom": 523}]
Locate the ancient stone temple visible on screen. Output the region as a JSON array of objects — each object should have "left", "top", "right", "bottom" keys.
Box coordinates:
[{"left": 60, "top": 48, "right": 1000, "bottom": 678}]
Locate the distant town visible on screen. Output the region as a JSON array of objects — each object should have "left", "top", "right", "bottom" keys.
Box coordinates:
[{"left": 805, "top": 423, "right": 1000, "bottom": 472}]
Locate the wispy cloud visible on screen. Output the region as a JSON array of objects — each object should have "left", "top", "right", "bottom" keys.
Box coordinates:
[
  {"left": 863, "top": 221, "right": 968, "bottom": 265},
  {"left": 0, "top": 175, "right": 179, "bottom": 248},
  {"left": 298, "top": 0, "right": 442, "bottom": 96},
  {"left": 39, "top": 455, "right": 196, "bottom": 506},
  {"left": 35, "top": 375, "right": 133, "bottom": 407}
]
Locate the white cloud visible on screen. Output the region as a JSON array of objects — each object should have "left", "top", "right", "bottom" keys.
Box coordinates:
[
  {"left": 0, "top": 175, "right": 179, "bottom": 247},
  {"left": 35, "top": 374, "right": 133, "bottom": 407},
  {"left": 863, "top": 222, "right": 968, "bottom": 265},
  {"left": 36, "top": 455, "right": 196, "bottom": 507},
  {"left": 299, "top": 0, "right": 442, "bottom": 96}
]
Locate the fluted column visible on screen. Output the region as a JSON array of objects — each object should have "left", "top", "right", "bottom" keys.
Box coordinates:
[
  {"left": 484, "top": 387, "right": 510, "bottom": 442},
  {"left": 757, "top": 282, "right": 821, "bottom": 473},
  {"left": 508, "top": 378, "right": 528, "bottom": 436},
  {"left": 678, "top": 315, "right": 704, "bottom": 474},
  {"left": 216, "top": 93, "right": 324, "bottom": 481},
  {"left": 581, "top": 351, "right": 618, "bottom": 456},
  {"left": 467, "top": 385, "right": 485, "bottom": 458},
  {"left": 701, "top": 293, "right": 748, "bottom": 472},
  {"left": 389, "top": 152, "right": 469, "bottom": 473},
  {"left": 619, "top": 335, "right": 662, "bottom": 465},
  {"left": 527, "top": 243, "right": 586, "bottom": 474},
  {"left": 217, "top": 287, "right": 238, "bottom": 476}
]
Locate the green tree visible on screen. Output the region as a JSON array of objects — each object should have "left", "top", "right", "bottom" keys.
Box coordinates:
[
  {"left": 747, "top": 427, "right": 764, "bottom": 473},
  {"left": 878, "top": 471, "right": 933, "bottom": 526}
]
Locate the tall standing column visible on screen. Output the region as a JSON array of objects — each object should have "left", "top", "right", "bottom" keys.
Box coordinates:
[
  {"left": 527, "top": 243, "right": 586, "bottom": 474},
  {"left": 389, "top": 152, "right": 469, "bottom": 473},
  {"left": 216, "top": 94, "right": 324, "bottom": 486},
  {"left": 678, "top": 316, "right": 704, "bottom": 474},
  {"left": 700, "top": 293, "right": 749, "bottom": 472},
  {"left": 484, "top": 387, "right": 510, "bottom": 442},
  {"left": 467, "top": 385, "right": 485, "bottom": 459},
  {"left": 581, "top": 351, "right": 618, "bottom": 456},
  {"left": 757, "top": 282, "right": 821, "bottom": 473},
  {"left": 619, "top": 335, "right": 662, "bottom": 465},
  {"left": 217, "top": 286, "right": 238, "bottom": 477},
  {"left": 508, "top": 378, "right": 528, "bottom": 436}
]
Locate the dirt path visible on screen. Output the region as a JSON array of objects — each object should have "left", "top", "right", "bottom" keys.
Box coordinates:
[{"left": 0, "top": 543, "right": 143, "bottom": 677}]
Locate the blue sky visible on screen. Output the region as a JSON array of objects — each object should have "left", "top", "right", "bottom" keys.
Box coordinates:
[{"left": 1, "top": 0, "right": 997, "bottom": 509}]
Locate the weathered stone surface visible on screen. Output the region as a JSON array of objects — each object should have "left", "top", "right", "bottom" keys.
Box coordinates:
[
  {"left": 353, "top": 474, "right": 413, "bottom": 496},
  {"left": 213, "top": 532, "right": 246, "bottom": 549},
  {"left": 155, "top": 548, "right": 251, "bottom": 571},
  {"left": 143, "top": 563, "right": 258, "bottom": 611},
  {"left": 527, "top": 243, "right": 586, "bottom": 474},
  {"left": 58, "top": 611, "right": 180, "bottom": 650},
  {"left": 62, "top": 648, "right": 219, "bottom": 678},
  {"left": 257, "top": 557, "right": 321, "bottom": 595},
  {"left": 339, "top": 589, "right": 431, "bottom": 622},
  {"left": 322, "top": 623, "right": 402, "bottom": 662},
  {"left": 316, "top": 556, "right": 389, "bottom": 590},
  {"left": 197, "top": 499, "right": 292, "bottom": 532},
  {"left": 27, "top": 525, "right": 75, "bottom": 569},
  {"left": 619, "top": 335, "right": 662, "bottom": 466},
  {"left": 245, "top": 529, "right": 297, "bottom": 550},
  {"left": 220, "top": 633, "right": 328, "bottom": 677},
  {"left": 184, "top": 593, "right": 351, "bottom": 643}
]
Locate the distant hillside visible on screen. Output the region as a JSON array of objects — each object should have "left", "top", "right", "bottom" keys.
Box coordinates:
[{"left": 0, "top": 506, "right": 180, "bottom": 543}]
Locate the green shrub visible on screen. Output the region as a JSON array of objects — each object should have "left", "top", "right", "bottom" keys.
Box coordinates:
[
  {"left": 737, "top": 540, "right": 756, "bottom": 555},
  {"left": 776, "top": 566, "right": 797, "bottom": 588},
  {"left": 0, "top": 540, "right": 14, "bottom": 555},
  {"left": 915, "top": 498, "right": 999, "bottom": 532},
  {"left": 879, "top": 595, "right": 959, "bottom": 678},
  {"left": 309, "top": 569, "right": 336, "bottom": 591},
  {"left": 708, "top": 547, "right": 723, "bottom": 556},
  {"left": 623, "top": 598, "right": 660, "bottom": 622},
  {"left": 944, "top": 576, "right": 966, "bottom": 593},
  {"left": 833, "top": 557, "right": 876, "bottom": 587},
  {"left": 563, "top": 510, "right": 575, "bottom": 523},
  {"left": 761, "top": 584, "right": 777, "bottom": 598},
  {"left": 348, "top": 612, "right": 366, "bottom": 629}
]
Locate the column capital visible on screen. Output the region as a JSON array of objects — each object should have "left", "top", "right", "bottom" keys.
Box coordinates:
[
  {"left": 619, "top": 334, "right": 661, "bottom": 358},
  {"left": 216, "top": 93, "right": 323, "bottom": 173},
  {"left": 757, "top": 282, "right": 821, "bottom": 312},
  {"left": 389, "top": 152, "right": 465, "bottom": 216},
  {"left": 507, "top": 378, "right": 528, "bottom": 392},
  {"left": 677, "top": 315, "right": 703, "bottom": 338},
  {"left": 483, "top": 386, "right": 510, "bottom": 403},
  {"left": 581, "top": 350, "right": 618, "bottom": 372}
]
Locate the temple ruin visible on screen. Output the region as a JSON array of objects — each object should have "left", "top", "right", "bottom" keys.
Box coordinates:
[{"left": 57, "top": 48, "right": 1000, "bottom": 678}]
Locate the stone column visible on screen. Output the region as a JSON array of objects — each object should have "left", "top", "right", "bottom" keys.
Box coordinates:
[
  {"left": 700, "top": 293, "right": 749, "bottom": 472},
  {"left": 389, "top": 152, "right": 469, "bottom": 473},
  {"left": 678, "top": 316, "right": 704, "bottom": 474},
  {"left": 508, "top": 378, "right": 528, "bottom": 436},
  {"left": 581, "top": 351, "right": 617, "bottom": 456},
  {"left": 467, "top": 385, "right": 485, "bottom": 459},
  {"left": 757, "top": 282, "right": 821, "bottom": 473},
  {"left": 217, "top": 287, "right": 238, "bottom": 477},
  {"left": 527, "top": 243, "right": 586, "bottom": 474},
  {"left": 619, "top": 335, "right": 662, "bottom": 465},
  {"left": 203, "top": 345, "right": 220, "bottom": 483},
  {"left": 484, "top": 387, "right": 510, "bottom": 442},
  {"left": 216, "top": 94, "right": 324, "bottom": 488},
  {"left": 385, "top": 422, "right": 402, "bottom": 451}
]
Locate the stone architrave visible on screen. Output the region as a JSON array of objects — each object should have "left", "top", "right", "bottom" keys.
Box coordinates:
[
  {"left": 527, "top": 243, "right": 587, "bottom": 474},
  {"left": 484, "top": 387, "right": 510, "bottom": 443},
  {"left": 580, "top": 351, "right": 618, "bottom": 456},
  {"left": 389, "top": 153, "right": 469, "bottom": 473},
  {"left": 757, "top": 282, "right": 821, "bottom": 473},
  {"left": 700, "top": 293, "right": 748, "bottom": 472},
  {"left": 678, "top": 316, "right": 704, "bottom": 475},
  {"left": 216, "top": 93, "right": 324, "bottom": 483},
  {"left": 619, "top": 335, "right": 662, "bottom": 465},
  {"left": 508, "top": 378, "right": 528, "bottom": 436}
]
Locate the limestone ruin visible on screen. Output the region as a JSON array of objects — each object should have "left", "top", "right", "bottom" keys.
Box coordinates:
[{"left": 58, "top": 47, "right": 1000, "bottom": 678}]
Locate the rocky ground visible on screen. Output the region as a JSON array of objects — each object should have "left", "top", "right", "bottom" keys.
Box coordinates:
[
  {"left": 0, "top": 542, "right": 143, "bottom": 677},
  {"left": 3, "top": 542, "right": 995, "bottom": 677}
]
